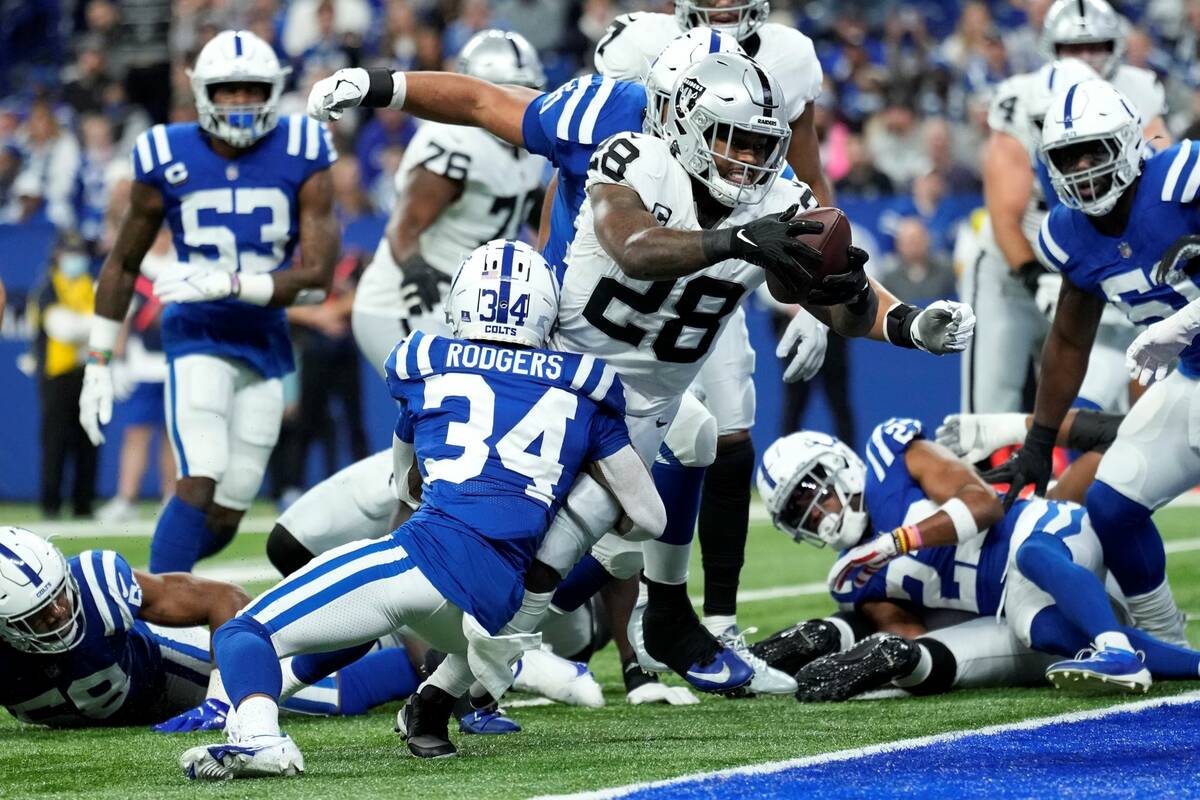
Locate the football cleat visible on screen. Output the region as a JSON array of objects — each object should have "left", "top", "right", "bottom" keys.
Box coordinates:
[
  {"left": 512, "top": 647, "right": 605, "bottom": 708},
  {"left": 749, "top": 619, "right": 841, "bottom": 676},
  {"left": 627, "top": 593, "right": 671, "bottom": 673},
  {"left": 180, "top": 734, "right": 305, "bottom": 780},
  {"left": 458, "top": 707, "right": 521, "bottom": 735},
  {"left": 394, "top": 686, "right": 458, "bottom": 759},
  {"left": 639, "top": 588, "right": 752, "bottom": 694},
  {"left": 717, "top": 625, "right": 798, "bottom": 696},
  {"left": 795, "top": 634, "right": 920, "bottom": 702},
  {"left": 1046, "top": 647, "right": 1152, "bottom": 694}
]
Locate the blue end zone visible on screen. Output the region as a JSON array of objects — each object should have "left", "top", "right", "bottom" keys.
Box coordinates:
[{"left": 604, "top": 696, "right": 1200, "bottom": 800}]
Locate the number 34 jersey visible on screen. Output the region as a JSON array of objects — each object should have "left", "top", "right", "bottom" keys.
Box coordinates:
[
  {"left": 557, "top": 131, "right": 819, "bottom": 416},
  {"left": 132, "top": 116, "right": 336, "bottom": 379}
]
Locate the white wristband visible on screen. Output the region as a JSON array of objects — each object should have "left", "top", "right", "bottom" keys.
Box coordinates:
[
  {"left": 939, "top": 497, "right": 979, "bottom": 541},
  {"left": 87, "top": 315, "right": 122, "bottom": 352},
  {"left": 390, "top": 71, "right": 407, "bottom": 109},
  {"left": 236, "top": 273, "right": 275, "bottom": 306}
]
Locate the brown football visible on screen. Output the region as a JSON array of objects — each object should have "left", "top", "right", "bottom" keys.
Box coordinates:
[{"left": 765, "top": 206, "right": 852, "bottom": 304}]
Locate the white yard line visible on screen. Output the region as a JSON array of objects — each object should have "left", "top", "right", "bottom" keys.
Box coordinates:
[{"left": 532, "top": 690, "right": 1200, "bottom": 800}]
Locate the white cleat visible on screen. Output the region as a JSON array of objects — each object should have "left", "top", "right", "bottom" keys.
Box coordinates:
[
  {"left": 718, "top": 625, "right": 798, "bottom": 696},
  {"left": 180, "top": 734, "right": 305, "bottom": 781},
  {"left": 512, "top": 648, "right": 605, "bottom": 708}
]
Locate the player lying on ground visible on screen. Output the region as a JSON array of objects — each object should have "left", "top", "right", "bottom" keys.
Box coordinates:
[
  {"left": 79, "top": 30, "right": 339, "bottom": 576},
  {"left": 753, "top": 416, "right": 1200, "bottom": 700},
  {"left": 0, "top": 527, "right": 416, "bottom": 728},
  {"left": 179, "top": 240, "right": 666, "bottom": 779}
]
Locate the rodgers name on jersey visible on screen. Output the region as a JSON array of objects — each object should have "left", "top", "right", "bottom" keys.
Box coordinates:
[
  {"left": 593, "top": 11, "right": 822, "bottom": 124},
  {"left": 132, "top": 115, "right": 336, "bottom": 379},
  {"left": 1037, "top": 141, "right": 1200, "bottom": 377},
  {"left": 0, "top": 551, "right": 204, "bottom": 727},
  {"left": 556, "top": 131, "right": 817, "bottom": 416}
]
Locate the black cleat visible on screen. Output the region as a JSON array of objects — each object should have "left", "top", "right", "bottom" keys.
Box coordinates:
[
  {"left": 794, "top": 634, "right": 920, "bottom": 702},
  {"left": 642, "top": 585, "right": 752, "bottom": 694},
  {"left": 395, "top": 686, "right": 459, "bottom": 758},
  {"left": 750, "top": 619, "right": 840, "bottom": 676}
]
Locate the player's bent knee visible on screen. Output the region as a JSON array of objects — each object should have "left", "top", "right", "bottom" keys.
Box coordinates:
[
  {"left": 267, "top": 524, "right": 316, "bottom": 576},
  {"left": 591, "top": 534, "right": 644, "bottom": 581},
  {"left": 1014, "top": 532, "right": 1071, "bottom": 585},
  {"left": 663, "top": 394, "right": 718, "bottom": 468}
]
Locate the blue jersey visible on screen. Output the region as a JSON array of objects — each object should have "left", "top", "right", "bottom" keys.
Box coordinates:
[
  {"left": 0, "top": 551, "right": 202, "bottom": 727},
  {"left": 385, "top": 330, "right": 631, "bottom": 633},
  {"left": 832, "top": 418, "right": 1019, "bottom": 616},
  {"left": 132, "top": 116, "right": 337, "bottom": 378},
  {"left": 520, "top": 73, "right": 796, "bottom": 276},
  {"left": 1037, "top": 141, "right": 1200, "bottom": 377}
]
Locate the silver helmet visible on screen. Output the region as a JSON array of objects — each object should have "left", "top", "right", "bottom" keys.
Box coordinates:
[
  {"left": 664, "top": 52, "right": 790, "bottom": 207},
  {"left": 1040, "top": 0, "right": 1127, "bottom": 79},
  {"left": 457, "top": 29, "right": 546, "bottom": 89},
  {"left": 675, "top": 0, "right": 770, "bottom": 42},
  {"left": 643, "top": 27, "right": 743, "bottom": 138}
]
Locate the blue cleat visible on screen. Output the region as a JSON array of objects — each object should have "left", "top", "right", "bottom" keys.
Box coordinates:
[
  {"left": 680, "top": 648, "right": 754, "bottom": 694},
  {"left": 639, "top": 584, "right": 753, "bottom": 694},
  {"left": 458, "top": 708, "right": 521, "bottom": 735},
  {"left": 1046, "top": 647, "right": 1152, "bottom": 694}
]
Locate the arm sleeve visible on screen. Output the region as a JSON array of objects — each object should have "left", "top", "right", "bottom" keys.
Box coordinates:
[
  {"left": 587, "top": 404, "right": 632, "bottom": 462},
  {"left": 594, "top": 444, "right": 665, "bottom": 541}
]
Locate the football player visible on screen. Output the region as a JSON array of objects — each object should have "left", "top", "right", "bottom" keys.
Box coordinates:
[
  {"left": 994, "top": 78, "right": 1200, "bottom": 651},
  {"left": 754, "top": 418, "right": 1200, "bottom": 700},
  {"left": 308, "top": 45, "right": 975, "bottom": 694},
  {"left": 179, "top": 241, "right": 666, "bottom": 778},
  {"left": 962, "top": 0, "right": 1167, "bottom": 417},
  {"left": 0, "top": 527, "right": 417, "bottom": 728},
  {"left": 78, "top": 30, "right": 339, "bottom": 575}
]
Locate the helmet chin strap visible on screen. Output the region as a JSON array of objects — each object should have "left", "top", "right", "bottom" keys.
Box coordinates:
[{"left": 829, "top": 509, "right": 869, "bottom": 551}]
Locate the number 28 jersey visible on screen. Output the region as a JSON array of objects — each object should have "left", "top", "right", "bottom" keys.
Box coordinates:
[
  {"left": 557, "top": 132, "right": 818, "bottom": 416},
  {"left": 132, "top": 116, "right": 336, "bottom": 378}
]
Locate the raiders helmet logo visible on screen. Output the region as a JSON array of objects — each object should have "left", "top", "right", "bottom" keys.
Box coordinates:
[{"left": 676, "top": 76, "right": 705, "bottom": 115}]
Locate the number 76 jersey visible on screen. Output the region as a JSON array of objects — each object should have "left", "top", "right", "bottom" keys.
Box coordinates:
[{"left": 557, "top": 131, "right": 818, "bottom": 416}]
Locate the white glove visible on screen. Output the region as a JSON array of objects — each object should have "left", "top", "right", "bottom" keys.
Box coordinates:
[
  {"left": 110, "top": 360, "right": 136, "bottom": 403},
  {"left": 776, "top": 308, "right": 828, "bottom": 383},
  {"left": 935, "top": 412, "right": 1029, "bottom": 463},
  {"left": 1126, "top": 318, "right": 1193, "bottom": 386},
  {"left": 1034, "top": 273, "right": 1062, "bottom": 320},
  {"left": 912, "top": 300, "right": 976, "bottom": 354},
  {"left": 154, "top": 267, "right": 236, "bottom": 304},
  {"left": 307, "top": 68, "right": 371, "bottom": 122},
  {"left": 626, "top": 681, "right": 700, "bottom": 706},
  {"left": 829, "top": 533, "right": 902, "bottom": 593},
  {"left": 79, "top": 363, "right": 114, "bottom": 446}
]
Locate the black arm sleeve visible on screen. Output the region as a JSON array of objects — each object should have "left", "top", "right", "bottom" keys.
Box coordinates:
[{"left": 1064, "top": 410, "right": 1123, "bottom": 454}]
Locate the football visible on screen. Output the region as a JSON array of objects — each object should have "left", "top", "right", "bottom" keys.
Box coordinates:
[{"left": 765, "top": 206, "right": 853, "bottom": 304}]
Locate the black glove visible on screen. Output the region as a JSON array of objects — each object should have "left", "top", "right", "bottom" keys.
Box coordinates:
[
  {"left": 1016, "top": 259, "right": 1048, "bottom": 297},
  {"left": 807, "top": 245, "right": 871, "bottom": 306},
  {"left": 704, "top": 204, "right": 824, "bottom": 297},
  {"left": 978, "top": 422, "right": 1058, "bottom": 510},
  {"left": 398, "top": 253, "right": 450, "bottom": 317}
]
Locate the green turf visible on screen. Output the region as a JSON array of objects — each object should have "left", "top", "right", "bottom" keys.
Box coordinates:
[{"left": 3, "top": 505, "right": 1199, "bottom": 798}]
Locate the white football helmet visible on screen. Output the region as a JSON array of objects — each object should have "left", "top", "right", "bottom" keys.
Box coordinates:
[
  {"left": 676, "top": 0, "right": 770, "bottom": 42},
  {"left": 446, "top": 240, "right": 560, "bottom": 348},
  {"left": 664, "top": 52, "right": 790, "bottom": 207},
  {"left": 458, "top": 29, "right": 546, "bottom": 89},
  {"left": 189, "top": 30, "right": 290, "bottom": 148},
  {"left": 643, "top": 27, "right": 743, "bottom": 138},
  {"left": 1041, "top": 78, "right": 1142, "bottom": 216},
  {"left": 1040, "top": 0, "right": 1127, "bottom": 79},
  {"left": 756, "top": 432, "right": 869, "bottom": 551},
  {"left": 0, "top": 527, "right": 84, "bottom": 654},
  {"left": 1025, "top": 58, "right": 1101, "bottom": 143}
]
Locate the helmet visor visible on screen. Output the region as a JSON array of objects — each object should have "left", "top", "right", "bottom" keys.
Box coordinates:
[{"left": 682, "top": 1, "right": 764, "bottom": 34}]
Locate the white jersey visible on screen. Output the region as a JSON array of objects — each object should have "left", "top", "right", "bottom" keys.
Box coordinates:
[
  {"left": 555, "top": 131, "right": 817, "bottom": 416},
  {"left": 354, "top": 121, "right": 545, "bottom": 316},
  {"left": 593, "top": 12, "right": 821, "bottom": 123}
]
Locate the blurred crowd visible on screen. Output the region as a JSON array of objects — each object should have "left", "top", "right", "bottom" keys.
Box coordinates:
[{"left": 4, "top": 0, "right": 1200, "bottom": 512}]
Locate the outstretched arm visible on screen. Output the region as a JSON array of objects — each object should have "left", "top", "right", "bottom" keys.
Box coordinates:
[{"left": 133, "top": 570, "right": 250, "bottom": 632}]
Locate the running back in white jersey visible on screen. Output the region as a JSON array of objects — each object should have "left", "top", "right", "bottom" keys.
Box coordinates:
[
  {"left": 354, "top": 121, "right": 546, "bottom": 318},
  {"left": 594, "top": 12, "right": 821, "bottom": 123},
  {"left": 556, "top": 131, "right": 817, "bottom": 416}
]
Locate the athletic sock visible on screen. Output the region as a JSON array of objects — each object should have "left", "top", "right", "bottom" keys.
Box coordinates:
[
  {"left": 289, "top": 642, "right": 376, "bottom": 686},
  {"left": 551, "top": 555, "right": 611, "bottom": 613},
  {"left": 698, "top": 437, "right": 754, "bottom": 618},
  {"left": 1015, "top": 532, "right": 1121, "bottom": 640},
  {"left": 426, "top": 653, "right": 475, "bottom": 698},
  {"left": 237, "top": 695, "right": 281, "bottom": 739},
  {"left": 148, "top": 496, "right": 209, "bottom": 573},
  {"left": 1124, "top": 580, "right": 1188, "bottom": 644},
  {"left": 197, "top": 526, "right": 236, "bottom": 561},
  {"left": 642, "top": 457, "right": 706, "bottom": 586},
  {"left": 1120, "top": 626, "right": 1200, "bottom": 679},
  {"left": 1085, "top": 480, "right": 1166, "bottom": 595},
  {"left": 701, "top": 613, "right": 736, "bottom": 638},
  {"left": 212, "top": 616, "right": 282, "bottom": 711},
  {"left": 1093, "top": 631, "right": 1134, "bottom": 653},
  {"left": 334, "top": 647, "right": 421, "bottom": 715}
]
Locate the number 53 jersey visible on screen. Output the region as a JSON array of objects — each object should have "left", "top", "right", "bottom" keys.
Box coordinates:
[
  {"left": 557, "top": 131, "right": 819, "bottom": 416},
  {"left": 132, "top": 116, "right": 336, "bottom": 379}
]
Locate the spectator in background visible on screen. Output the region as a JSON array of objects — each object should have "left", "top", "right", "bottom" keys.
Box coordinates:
[
  {"left": 938, "top": 1, "right": 992, "bottom": 71},
  {"left": 283, "top": 0, "right": 371, "bottom": 59},
  {"left": 578, "top": 0, "right": 619, "bottom": 71},
  {"left": 13, "top": 100, "right": 81, "bottom": 230},
  {"left": 492, "top": 0, "right": 572, "bottom": 56},
  {"left": 107, "top": 0, "right": 173, "bottom": 123},
  {"left": 74, "top": 114, "right": 118, "bottom": 246},
  {"left": 32, "top": 233, "right": 97, "bottom": 519},
  {"left": 925, "top": 116, "right": 981, "bottom": 193},
  {"left": 61, "top": 35, "right": 118, "bottom": 116},
  {"left": 443, "top": 0, "right": 494, "bottom": 59},
  {"left": 835, "top": 133, "right": 894, "bottom": 199},
  {"left": 962, "top": 26, "right": 1011, "bottom": 94},
  {"left": 878, "top": 217, "right": 957, "bottom": 303},
  {"left": 864, "top": 84, "right": 928, "bottom": 188},
  {"left": 1004, "top": 0, "right": 1053, "bottom": 73},
  {"left": 294, "top": 0, "right": 361, "bottom": 75},
  {"left": 413, "top": 24, "right": 445, "bottom": 72},
  {"left": 0, "top": 142, "right": 22, "bottom": 223},
  {"left": 813, "top": 93, "right": 851, "bottom": 184},
  {"left": 378, "top": 0, "right": 422, "bottom": 70},
  {"left": 355, "top": 108, "right": 416, "bottom": 193}
]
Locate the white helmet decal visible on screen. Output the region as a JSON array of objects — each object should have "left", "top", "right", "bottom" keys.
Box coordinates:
[{"left": 445, "top": 240, "right": 561, "bottom": 349}]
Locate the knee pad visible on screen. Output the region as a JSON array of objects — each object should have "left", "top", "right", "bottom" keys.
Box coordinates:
[
  {"left": 266, "top": 524, "right": 317, "bottom": 577},
  {"left": 591, "top": 533, "right": 644, "bottom": 581},
  {"left": 660, "top": 393, "right": 717, "bottom": 469}
]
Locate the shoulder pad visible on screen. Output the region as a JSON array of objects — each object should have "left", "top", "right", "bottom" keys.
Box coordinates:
[
  {"left": 1154, "top": 140, "right": 1200, "bottom": 204},
  {"left": 386, "top": 330, "right": 440, "bottom": 387},
  {"left": 1037, "top": 206, "right": 1073, "bottom": 271},
  {"left": 564, "top": 353, "right": 626, "bottom": 417},
  {"left": 132, "top": 124, "right": 188, "bottom": 185}
]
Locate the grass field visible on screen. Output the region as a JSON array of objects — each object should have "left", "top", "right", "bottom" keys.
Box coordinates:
[{"left": 2, "top": 503, "right": 1199, "bottom": 799}]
